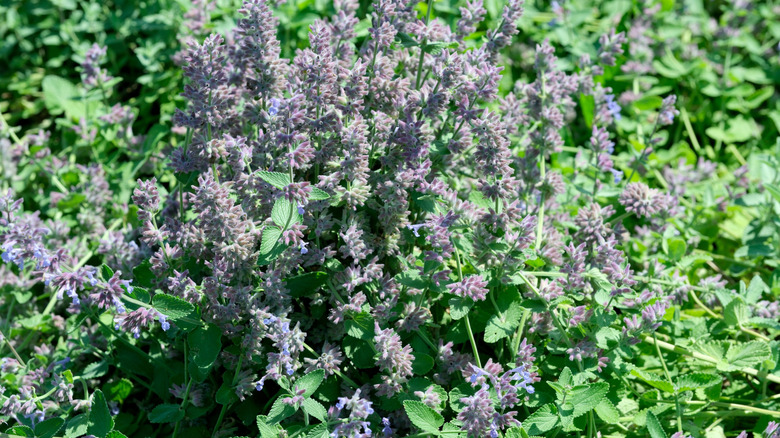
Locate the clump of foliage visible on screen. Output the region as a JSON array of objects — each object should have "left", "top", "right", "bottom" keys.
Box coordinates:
[{"left": 1, "top": 0, "right": 779, "bottom": 438}]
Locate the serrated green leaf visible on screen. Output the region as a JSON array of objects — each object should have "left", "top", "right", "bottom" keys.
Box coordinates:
[
  {"left": 257, "top": 171, "right": 291, "bottom": 189},
  {"left": 87, "top": 390, "right": 114, "bottom": 437},
  {"left": 403, "top": 400, "right": 444, "bottom": 434},
  {"left": 595, "top": 327, "right": 621, "bottom": 349},
  {"left": 35, "top": 417, "right": 65, "bottom": 438},
  {"left": 594, "top": 399, "right": 620, "bottom": 424},
  {"left": 484, "top": 287, "right": 524, "bottom": 343},
  {"left": 308, "top": 187, "right": 331, "bottom": 201},
  {"left": 745, "top": 275, "right": 768, "bottom": 304},
  {"left": 569, "top": 382, "right": 609, "bottom": 418},
  {"left": 674, "top": 373, "right": 720, "bottom": 392},
  {"left": 148, "top": 403, "right": 184, "bottom": 423},
  {"left": 449, "top": 296, "right": 473, "bottom": 320},
  {"left": 302, "top": 398, "right": 327, "bottom": 422},
  {"left": 258, "top": 226, "right": 287, "bottom": 265},
  {"left": 724, "top": 297, "right": 749, "bottom": 326},
  {"left": 106, "top": 431, "right": 129, "bottom": 438},
  {"left": 42, "top": 75, "right": 86, "bottom": 119},
  {"left": 256, "top": 415, "right": 282, "bottom": 438},
  {"left": 272, "top": 196, "right": 299, "bottom": 228},
  {"left": 103, "top": 378, "right": 133, "bottom": 402},
  {"left": 645, "top": 411, "right": 667, "bottom": 438},
  {"left": 5, "top": 426, "right": 35, "bottom": 437},
  {"left": 82, "top": 361, "right": 109, "bottom": 379},
  {"left": 267, "top": 397, "right": 297, "bottom": 424},
  {"left": 345, "top": 314, "right": 374, "bottom": 341},
  {"left": 65, "top": 414, "right": 89, "bottom": 438},
  {"left": 724, "top": 341, "right": 771, "bottom": 368},
  {"left": 296, "top": 369, "right": 325, "bottom": 397},
  {"left": 305, "top": 423, "right": 330, "bottom": 438},
  {"left": 152, "top": 293, "right": 196, "bottom": 322},
  {"left": 523, "top": 404, "right": 560, "bottom": 435},
  {"left": 631, "top": 369, "right": 674, "bottom": 393}
]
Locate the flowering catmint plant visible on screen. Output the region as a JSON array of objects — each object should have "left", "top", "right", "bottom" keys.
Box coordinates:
[{"left": 1, "top": 0, "right": 780, "bottom": 436}]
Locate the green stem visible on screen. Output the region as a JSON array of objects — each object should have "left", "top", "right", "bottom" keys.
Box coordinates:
[
  {"left": 643, "top": 335, "right": 780, "bottom": 385},
  {"left": 653, "top": 333, "right": 684, "bottom": 433},
  {"left": 414, "top": 0, "right": 434, "bottom": 90},
  {"left": 464, "top": 315, "right": 482, "bottom": 368},
  {"left": 535, "top": 157, "right": 546, "bottom": 248},
  {"left": 212, "top": 355, "right": 244, "bottom": 437},
  {"left": 172, "top": 378, "right": 194, "bottom": 438}
]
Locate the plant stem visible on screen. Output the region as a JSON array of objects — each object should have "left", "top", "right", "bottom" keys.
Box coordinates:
[
  {"left": 172, "top": 378, "right": 194, "bottom": 438},
  {"left": 535, "top": 157, "right": 546, "bottom": 248},
  {"left": 653, "top": 333, "right": 684, "bottom": 433},
  {"left": 643, "top": 335, "right": 780, "bottom": 385},
  {"left": 414, "top": 0, "right": 434, "bottom": 90},
  {"left": 688, "top": 290, "right": 770, "bottom": 341},
  {"left": 212, "top": 355, "right": 244, "bottom": 437}
]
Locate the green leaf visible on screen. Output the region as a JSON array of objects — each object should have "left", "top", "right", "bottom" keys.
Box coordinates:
[
  {"left": 523, "top": 404, "right": 560, "bottom": 435},
  {"left": 305, "top": 423, "right": 330, "bottom": 438},
  {"left": 258, "top": 226, "right": 285, "bottom": 265},
  {"left": 267, "top": 397, "right": 297, "bottom": 424},
  {"left": 256, "top": 415, "right": 282, "bottom": 438},
  {"left": 579, "top": 94, "right": 595, "bottom": 129},
  {"left": 295, "top": 369, "right": 325, "bottom": 397},
  {"left": 57, "top": 193, "right": 86, "bottom": 212},
  {"left": 675, "top": 373, "right": 720, "bottom": 392},
  {"left": 594, "top": 327, "right": 621, "bottom": 349},
  {"left": 745, "top": 275, "right": 768, "bottom": 304},
  {"left": 345, "top": 314, "right": 375, "bottom": 341},
  {"left": 568, "top": 382, "right": 609, "bottom": 418},
  {"left": 42, "top": 75, "right": 86, "bottom": 120},
  {"left": 148, "top": 403, "right": 185, "bottom": 423},
  {"left": 272, "top": 196, "right": 299, "bottom": 228},
  {"left": 87, "top": 390, "right": 114, "bottom": 437},
  {"left": 411, "top": 353, "right": 435, "bottom": 375},
  {"left": 106, "top": 431, "right": 129, "bottom": 438},
  {"left": 35, "top": 417, "right": 65, "bottom": 438},
  {"left": 188, "top": 324, "right": 222, "bottom": 368},
  {"left": 594, "top": 399, "right": 620, "bottom": 424},
  {"left": 724, "top": 297, "right": 749, "bottom": 327},
  {"left": 152, "top": 293, "right": 196, "bottom": 322},
  {"left": 257, "top": 171, "right": 291, "bottom": 189},
  {"left": 302, "top": 398, "right": 328, "bottom": 422},
  {"left": 483, "top": 287, "right": 524, "bottom": 343},
  {"left": 308, "top": 187, "right": 331, "bottom": 201},
  {"left": 5, "top": 426, "right": 35, "bottom": 437},
  {"left": 132, "top": 260, "right": 156, "bottom": 291},
  {"left": 403, "top": 400, "right": 444, "bottom": 435},
  {"left": 103, "top": 378, "right": 133, "bottom": 402},
  {"left": 64, "top": 414, "right": 89, "bottom": 438},
  {"left": 632, "top": 95, "right": 664, "bottom": 111},
  {"left": 665, "top": 237, "right": 687, "bottom": 262},
  {"left": 82, "top": 361, "right": 109, "bottom": 379},
  {"left": 216, "top": 377, "right": 239, "bottom": 405},
  {"left": 765, "top": 183, "right": 780, "bottom": 204},
  {"left": 631, "top": 369, "right": 674, "bottom": 393},
  {"left": 285, "top": 271, "right": 328, "bottom": 297},
  {"left": 724, "top": 341, "right": 771, "bottom": 368},
  {"left": 422, "top": 41, "right": 459, "bottom": 55},
  {"left": 645, "top": 411, "right": 667, "bottom": 438},
  {"left": 448, "top": 296, "right": 473, "bottom": 320}
]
